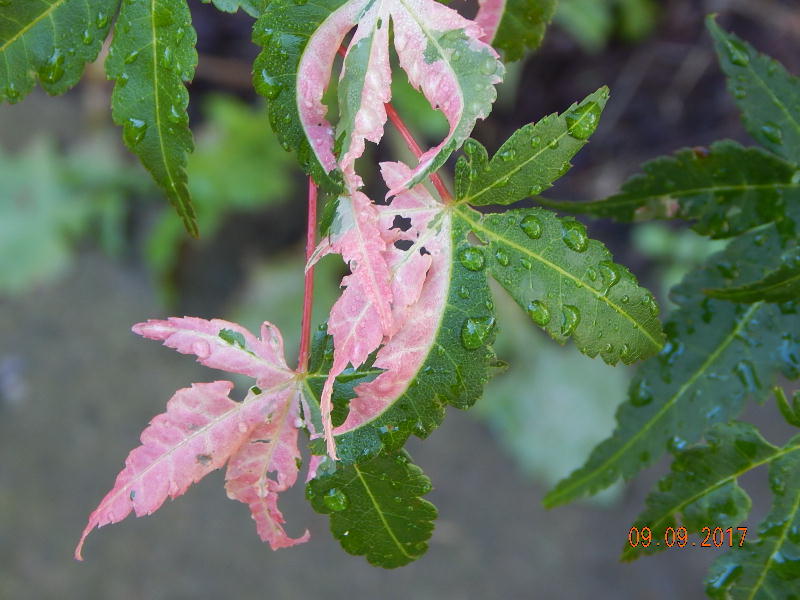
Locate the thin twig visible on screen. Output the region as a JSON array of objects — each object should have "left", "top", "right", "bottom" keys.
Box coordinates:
[
  {"left": 384, "top": 102, "right": 453, "bottom": 203},
  {"left": 297, "top": 177, "right": 318, "bottom": 373}
]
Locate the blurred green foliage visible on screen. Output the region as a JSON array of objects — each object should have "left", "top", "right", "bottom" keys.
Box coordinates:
[
  {"left": 0, "top": 96, "right": 296, "bottom": 299},
  {"left": 0, "top": 135, "right": 145, "bottom": 294},
  {"left": 556, "top": 0, "right": 658, "bottom": 52},
  {"left": 146, "top": 96, "right": 296, "bottom": 301}
]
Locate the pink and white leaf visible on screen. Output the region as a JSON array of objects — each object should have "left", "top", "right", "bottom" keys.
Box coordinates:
[
  {"left": 337, "top": 207, "right": 452, "bottom": 432},
  {"left": 316, "top": 191, "right": 394, "bottom": 457},
  {"left": 225, "top": 388, "right": 310, "bottom": 549},
  {"left": 133, "top": 318, "right": 293, "bottom": 388},
  {"left": 296, "top": 0, "right": 503, "bottom": 195},
  {"left": 296, "top": 0, "right": 371, "bottom": 174},
  {"left": 387, "top": 0, "right": 504, "bottom": 192},
  {"left": 75, "top": 381, "right": 287, "bottom": 559},
  {"left": 336, "top": 2, "right": 392, "bottom": 187},
  {"left": 474, "top": 0, "right": 505, "bottom": 44},
  {"left": 377, "top": 161, "right": 443, "bottom": 330}
]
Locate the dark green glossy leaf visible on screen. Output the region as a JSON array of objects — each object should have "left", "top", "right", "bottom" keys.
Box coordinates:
[
  {"left": 455, "top": 205, "right": 664, "bottom": 366},
  {"left": 545, "top": 226, "right": 800, "bottom": 507},
  {"left": 205, "top": 0, "right": 265, "bottom": 17},
  {"left": 456, "top": 87, "right": 609, "bottom": 206},
  {"left": 707, "top": 241, "right": 800, "bottom": 303},
  {"left": 623, "top": 422, "right": 784, "bottom": 561},
  {"left": 708, "top": 16, "right": 800, "bottom": 163},
  {"left": 106, "top": 0, "right": 198, "bottom": 236},
  {"left": 487, "top": 0, "right": 556, "bottom": 62},
  {"left": 0, "top": 0, "right": 119, "bottom": 103},
  {"left": 306, "top": 450, "right": 437, "bottom": 568},
  {"left": 706, "top": 437, "right": 800, "bottom": 599},
  {"left": 538, "top": 141, "right": 800, "bottom": 239}
]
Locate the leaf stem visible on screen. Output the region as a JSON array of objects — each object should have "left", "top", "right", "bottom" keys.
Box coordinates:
[
  {"left": 384, "top": 102, "right": 453, "bottom": 204},
  {"left": 297, "top": 177, "right": 318, "bottom": 373}
]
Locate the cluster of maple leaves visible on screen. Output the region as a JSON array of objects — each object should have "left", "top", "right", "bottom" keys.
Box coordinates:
[{"left": 76, "top": 0, "right": 507, "bottom": 559}]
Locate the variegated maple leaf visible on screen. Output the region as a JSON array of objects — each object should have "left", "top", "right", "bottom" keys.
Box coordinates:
[
  {"left": 256, "top": 0, "right": 505, "bottom": 191},
  {"left": 75, "top": 318, "right": 311, "bottom": 559}
]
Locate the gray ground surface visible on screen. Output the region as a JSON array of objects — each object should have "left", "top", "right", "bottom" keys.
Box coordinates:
[{"left": 0, "top": 254, "right": 716, "bottom": 599}]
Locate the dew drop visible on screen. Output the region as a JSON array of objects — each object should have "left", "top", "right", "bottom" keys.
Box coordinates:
[
  {"left": 4, "top": 84, "right": 20, "bottom": 103},
  {"left": 494, "top": 247, "right": 510, "bottom": 266},
  {"left": 548, "top": 138, "right": 559, "bottom": 150},
  {"left": 724, "top": 38, "right": 750, "bottom": 66},
  {"left": 458, "top": 247, "right": 485, "bottom": 271},
  {"left": 565, "top": 101, "right": 601, "bottom": 140},
  {"left": 124, "top": 50, "right": 140, "bottom": 65},
  {"left": 705, "top": 563, "right": 742, "bottom": 598},
  {"left": 520, "top": 258, "right": 532, "bottom": 270},
  {"left": 123, "top": 118, "right": 148, "bottom": 146},
  {"left": 530, "top": 136, "right": 541, "bottom": 149},
  {"left": 460, "top": 316, "right": 495, "bottom": 350},
  {"left": 82, "top": 29, "right": 94, "bottom": 45},
  {"left": 458, "top": 285, "right": 470, "bottom": 299},
  {"left": 498, "top": 148, "right": 516, "bottom": 162},
  {"left": 167, "top": 104, "right": 185, "bottom": 124},
  {"left": 160, "top": 47, "right": 174, "bottom": 69},
  {"left": 598, "top": 261, "right": 621, "bottom": 294},
  {"left": 463, "top": 138, "right": 480, "bottom": 157},
  {"left": 528, "top": 184, "right": 543, "bottom": 196},
  {"left": 480, "top": 56, "right": 498, "bottom": 75},
  {"left": 630, "top": 379, "right": 654, "bottom": 407},
  {"left": 560, "top": 305, "right": 580, "bottom": 336},
  {"left": 323, "top": 488, "right": 349, "bottom": 511},
  {"left": 761, "top": 122, "right": 783, "bottom": 144},
  {"left": 520, "top": 214, "right": 542, "bottom": 239},
  {"left": 527, "top": 300, "right": 550, "bottom": 326},
  {"left": 39, "top": 50, "right": 65, "bottom": 84},
  {"left": 733, "top": 359, "right": 760, "bottom": 392},
  {"left": 96, "top": 11, "right": 109, "bottom": 28},
  {"left": 561, "top": 220, "right": 588, "bottom": 252},
  {"left": 259, "top": 70, "right": 281, "bottom": 99}
]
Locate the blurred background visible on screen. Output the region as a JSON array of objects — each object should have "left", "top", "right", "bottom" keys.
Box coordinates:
[{"left": 1, "top": 0, "right": 799, "bottom": 597}]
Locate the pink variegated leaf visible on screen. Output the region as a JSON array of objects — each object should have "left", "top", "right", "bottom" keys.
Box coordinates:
[
  {"left": 258, "top": 0, "right": 504, "bottom": 195},
  {"left": 133, "top": 318, "right": 293, "bottom": 388},
  {"left": 376, "top": 162, "right": 441, "bottom": 330},
  {"left": 315, "top": 191, "right": 394, "bottom": 457},
  {"left": 225, "top": 388, "right": 310, "bottom": 549},
  {"left": 75, "top": 381, "right": 294, "bottom": 559},
  {"left": 303, "top": 162, "right": 498, "bottom": 464}
]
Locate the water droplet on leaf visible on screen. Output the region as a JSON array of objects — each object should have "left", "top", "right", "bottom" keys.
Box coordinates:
[
  {"left": 527, "top": 300, "right": 550, "bottom": 326},
  {"left": 124, "top": 118, "right": 148, "bottom": 146},
  {"left": 565, "top": 101, "right": 601, "bottom": 140},
  {"left": 724, "top": 38, "right": 750, "bottom": 66},
  {"left": 459, "top": 247, "right": 485, "bottom": 271},
  {"left": 323, "top": 488, "right": 349, "bottom": 511},
  {"left": 561, "top": 220, "right": 588, "bottom": 252},
  {"left": 39, "top": 50, "right": 65, "bottom": 84},
  {"left": 494, "top": 247, "right": 510, "bottom": 266},
  {"left": 461, "top": 316, "right": 495, "bottom": 350},
  {"left": 560, "top": 305, "right": 580, "bottom": 336},
  {"left": 520, "top": 214, "right": 542, "bottom": 239},
  {"left": 761, "top": 122, "right": 783, "bottom": 144}
]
